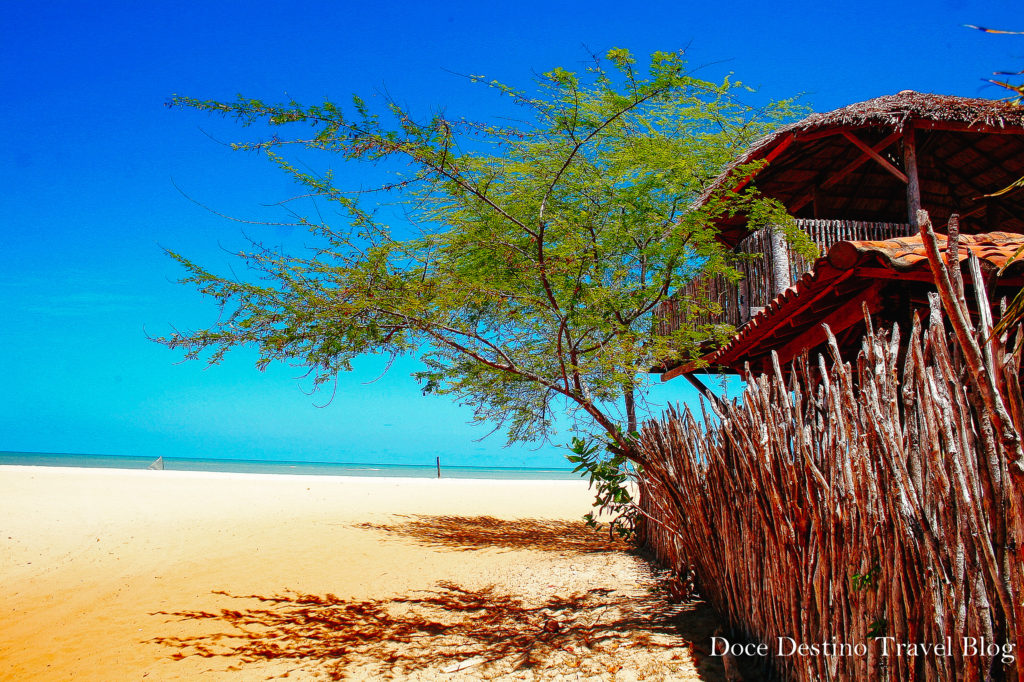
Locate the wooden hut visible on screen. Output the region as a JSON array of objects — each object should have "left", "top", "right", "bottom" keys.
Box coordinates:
[{"left": 656, "top": 91, "right": 1024, "bottom": 385}]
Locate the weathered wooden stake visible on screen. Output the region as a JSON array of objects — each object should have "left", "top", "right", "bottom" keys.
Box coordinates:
[
  {"left": 904, "top": 126, "right": 922, "bottom": 228},
  {"left": 637, "top": 299, "right": 1024, "bottom": 681}
]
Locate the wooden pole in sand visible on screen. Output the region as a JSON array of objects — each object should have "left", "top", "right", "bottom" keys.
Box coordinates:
[{"left": 436, "top": 456, "right": 441, "bottom": 479}]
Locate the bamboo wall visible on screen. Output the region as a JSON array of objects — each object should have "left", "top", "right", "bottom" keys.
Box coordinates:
[
  {"left": 637, "top": 302, "right": 1024, "bottom": 680},
  {"left": 655, "top": 219, "right": 913, "bottom": 336}
]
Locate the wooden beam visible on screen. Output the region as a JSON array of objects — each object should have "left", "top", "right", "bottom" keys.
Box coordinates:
[
  {"left": 787, "top": 191, "right": 814, "bottom": 216},
  {"left": 660, "top": 363, "right": 686, "bottom": 382},
  {"left": 712, "top": 269, "right": 862, "bottom": 365},
  {"left": 960, "top": 204, "right": 986, "bottom": 220},
  {"left": 904, "top": 127, "right": 923, "bottom": 229},
  {"left": 788, "top": 131, "right": 903, "bottom": 214},
  {"left": 662, "top": 361, "right": 734, "bottom": 382},
  {"left": 747, "top": 283, "right": 886, "bottom": 369},
  {"left": 912, "top": 119, "right": 1024, "bottom": 135},
  {"left": 841, "top": 130, "right": 909, "bottom": 183},
  {"left": 731, "top": 133, "right": 796, "bottom": 194},
  {"left": 838, "top": 267, "right": 938, "bottom": 283},
  {"left": 827, "top": 266, "right": 1024, "bottom": 287},
  {"left": 793, "top": 127, "right": 865, "bottom": 143},
  {"left": 682, "top": 373, "right": 729, "bottom": 412},
  {"left": 822, "top": 131, "right": 903, "bottom": 189},
  {"left": 920, "top": 141, "right": 1004, "bottom": 204}
]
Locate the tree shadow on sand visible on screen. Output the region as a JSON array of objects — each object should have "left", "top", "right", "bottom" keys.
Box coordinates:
[
  {"left": 150, "top": 581, "right": 726, "bottom": 680},
  {"left": 356, "top": 515, "right": 627, "bottom": 554}
]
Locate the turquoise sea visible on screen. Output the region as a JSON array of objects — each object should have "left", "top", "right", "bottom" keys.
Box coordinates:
[{"left": 0, "top": 451, "right": 579, "bottom": 480}]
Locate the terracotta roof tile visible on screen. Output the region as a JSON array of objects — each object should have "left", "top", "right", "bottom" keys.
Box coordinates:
[{"left": 825, "top": 231, "right": 1024, "bottom": 272}]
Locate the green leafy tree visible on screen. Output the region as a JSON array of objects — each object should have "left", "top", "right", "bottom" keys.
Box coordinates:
[{"left": 162, "top": 49, "right": 798, "bottom": 468}]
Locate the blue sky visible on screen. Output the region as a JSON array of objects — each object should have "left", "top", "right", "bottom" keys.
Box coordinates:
[{"left": 1, "top": 0, "right": 1021, "bottom": 467}]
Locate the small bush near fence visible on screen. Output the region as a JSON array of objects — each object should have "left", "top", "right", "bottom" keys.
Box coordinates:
[{"left": 637, "top": 298, "right": 1024, "bottom": 681}]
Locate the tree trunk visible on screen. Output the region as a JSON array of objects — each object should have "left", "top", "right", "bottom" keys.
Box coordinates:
[{"left": 624, "top": 384, "right": 637, "bottom": 436}]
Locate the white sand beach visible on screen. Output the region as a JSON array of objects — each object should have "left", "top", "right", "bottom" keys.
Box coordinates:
[{"left": 0, "top": 466, "right": 723, "bottom": 680}]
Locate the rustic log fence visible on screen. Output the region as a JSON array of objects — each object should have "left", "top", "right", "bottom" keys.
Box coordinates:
[
  {"left": 639, "top": 305, "right": 1023, "bottom": 679},
  {"left": 637, "top": 220, "right": 1024, "bottom": 681}
]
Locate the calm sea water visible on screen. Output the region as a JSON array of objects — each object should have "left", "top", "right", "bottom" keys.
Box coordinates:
[{"left": 0, "top": 451, "right": 579, "bottom": 480}]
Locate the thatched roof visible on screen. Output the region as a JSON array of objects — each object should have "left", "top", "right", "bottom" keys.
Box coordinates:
[
  {"left": 664, "top": 231, "right": 1024, "bottom": 380},
  {"left": 708, "top": 91, "right": 1024, "bottom": 248},
  {"left": 766, "top": 90, "right": 1024, "bottom": 138}
]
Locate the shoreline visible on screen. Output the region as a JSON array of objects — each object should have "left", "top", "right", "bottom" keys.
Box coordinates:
[
  {"left": 0, "top": 463, "right": 587, "bottom": 484},
  {"left": 0, "top": 452, "right": 581, "bottom": 480}
]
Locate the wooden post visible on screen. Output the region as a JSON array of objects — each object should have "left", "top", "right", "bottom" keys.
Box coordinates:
[
  {"left": 738, "top": 275, "right": 750, "bottom": 325},
  {"left": 769, "top": 225, "right": 792, "bottom": 296},
  {"left": 682, "top": 373, "right": 727, "bottom": 414},
  {"left": 436, "top": 456, "right": 441, "bottom": 479},
  {"left": 904, "top": 126, "right": 922, "bottom": 229}
]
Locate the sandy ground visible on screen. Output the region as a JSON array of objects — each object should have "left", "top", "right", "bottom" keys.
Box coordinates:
[{"left": 0, "top": 466, "right": 730, "bottom": 681}]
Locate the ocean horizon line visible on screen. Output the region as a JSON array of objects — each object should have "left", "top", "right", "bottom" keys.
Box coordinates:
[{"left": 0, "top": 450, "right": 580, "bottom": 480}]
